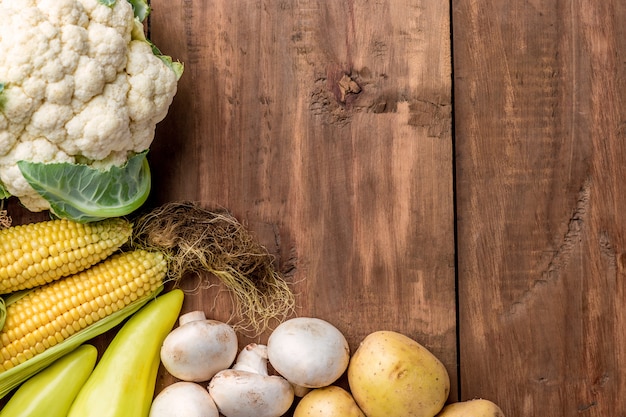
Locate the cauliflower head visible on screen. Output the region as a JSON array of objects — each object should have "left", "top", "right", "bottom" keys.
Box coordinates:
[{"left": 0, "top": 0, "right": 181, "bottom": 218}]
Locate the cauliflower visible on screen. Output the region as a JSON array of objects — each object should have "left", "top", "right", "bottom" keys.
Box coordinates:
[{"left": 0, "top": 0, "right": 182, "bottom": 220}]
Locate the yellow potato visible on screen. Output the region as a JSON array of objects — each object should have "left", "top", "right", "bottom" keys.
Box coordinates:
[
  {"left": 294, "top": 386, "right": 365, "bottom": 417},
  {"left": 436, "top": 399, "right": 505, "bottom": 417},
  {"left": 347, "top": 330, "right": 450, "bottom": 417}
]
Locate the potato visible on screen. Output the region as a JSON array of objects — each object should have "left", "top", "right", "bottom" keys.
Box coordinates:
[
  {"left": 347, "top": 330, "right": 450, "bottom": 417},
  {"left": 293, "top": 386, "right": 365, "bottom": 417},
  {"left": 436, "top": 399, "right": 505, "bottom": 417}
]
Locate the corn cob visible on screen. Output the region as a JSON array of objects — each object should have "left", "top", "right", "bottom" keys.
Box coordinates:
[
  {"left": 0, "top": 249, "right": 167, "bottom": 373},
  {"left": 0, "top": 218, "right": 132, "bottom": 294}
]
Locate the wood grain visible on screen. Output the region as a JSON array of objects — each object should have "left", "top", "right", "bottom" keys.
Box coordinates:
[
  {"left": 147, "top": 0, "right": 456, "bottom": 403},
  {"left": 4, "top": 0, "right": 626, "bottom": 415},
  {"left": 453, "top": 0, "right": 626, "bottom": 414}
]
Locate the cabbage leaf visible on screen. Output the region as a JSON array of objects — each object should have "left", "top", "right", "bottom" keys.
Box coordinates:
[
  {"left": 17, "top": 151, "right": 151, "bottom": 223},
  {"left": 0, "top": 183, "right": 9, "bottom": 199},
  {"left": 127, "top": 0, "right": 151, "bottom": 22},
  {"left": 0, "top": 83, "right": 5, "bottom": 110}
]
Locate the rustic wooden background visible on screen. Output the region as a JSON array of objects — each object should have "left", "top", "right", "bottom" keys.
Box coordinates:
[{"left": 6, "top": 0, "right": 626, "bottom": 415}]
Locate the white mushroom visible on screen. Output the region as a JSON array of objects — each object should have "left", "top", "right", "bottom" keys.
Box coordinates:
[
  {"left": 149, "top": 381, "right": 219, "bottom": 417},
  {"left": 208, "top": 343, "right": 294, "bottom": 417},
  {"left": 267, "top": 317, "right": 350, "bottom": 394},
  {"left": 160, "top": 311, "right": 238, "bottom": 382}
]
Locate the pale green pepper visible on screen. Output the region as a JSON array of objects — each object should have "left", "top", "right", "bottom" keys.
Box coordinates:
[
  {"left": 67, "top": 289, "right": 185, "bottom": 417},
  {"left": 0, "top": 344, "right": 97, "bottom": 417}
]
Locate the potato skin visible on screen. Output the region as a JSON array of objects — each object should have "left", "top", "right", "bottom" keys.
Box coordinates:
[
  {"left": 293, "top": 386, "right": 365, "bottom": 417},
  {"left": 347, "top": 330, "right": 450, "bottom": 417},
  {"left": 436, "top": 399, "right": 505, "bottom": 417}
]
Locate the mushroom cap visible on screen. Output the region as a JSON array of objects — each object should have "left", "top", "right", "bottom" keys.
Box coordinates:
[
  {"left": 208, "top": 369, "right": 294, "bottom": 417},
  {"left": 267, "top": 317, "right": 350, "bottom": 388},
  {"left": 149, "top": 382, "right": 219, "bottom": 417},
  {"left": 160, "top": 314, "right": 238, "bottom": 382}
]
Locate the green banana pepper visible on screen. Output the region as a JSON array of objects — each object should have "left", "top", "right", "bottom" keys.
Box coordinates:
[
  {"left": 67, "top": 289, "right": 184, "bottom": 417},
  {"left": 0, "top": 344, "right": 97, "bottom": 417}
]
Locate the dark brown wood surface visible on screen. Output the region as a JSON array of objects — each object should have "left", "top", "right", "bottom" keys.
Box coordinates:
[
  {"left": 145, "top": 0, "right": 457, "bottom": 400},
  {"left": 453, "top": 0, "right": 626, "bottom": 415},
  {"left": 4, "top": 0, "right": 626, "bottom": 415}
]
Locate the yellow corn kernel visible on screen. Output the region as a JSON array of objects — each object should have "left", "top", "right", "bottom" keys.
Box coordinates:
[
  {"left": 0, "top": 218, "right": 132, "bottom": 294},
  {"left": 0, "top": 250, "right": 167, "bottom": 372}
]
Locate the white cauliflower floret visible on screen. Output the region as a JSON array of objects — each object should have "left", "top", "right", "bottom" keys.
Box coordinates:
[
  {"left": 0, "top": 0, "right": 180, "bottom": 212},
  {"left": 65, "top": 77, "right": 131, "bottom": 160},
  {"left": 26, "top": 101, "right": 74, "bottom": 144},
  {"left": 38, "top": 0, "right": 90, "bottom": 27}
]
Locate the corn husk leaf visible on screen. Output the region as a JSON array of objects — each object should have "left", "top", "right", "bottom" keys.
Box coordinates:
[{"left": 0, "top": 286, "right": 163, "bottom": 398}]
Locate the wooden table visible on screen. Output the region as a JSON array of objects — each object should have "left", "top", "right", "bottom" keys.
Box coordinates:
[{"left": 7, "top": 1, "right": 625, "bottom": 415}]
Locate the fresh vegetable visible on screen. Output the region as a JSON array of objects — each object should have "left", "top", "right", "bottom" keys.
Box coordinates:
[
  {"left": 0, "top": 201, "right": 294, "bottom": 397},
  {"left": 0, "top": 0, "right": 182, "bottom": 221},
  {"left": 0, "top": 199, "right": 294, "bottom": 403},
  {"left": 149, "top": 381, "right": 219, "bottom": 417},
  {"left": 208, "top": 343, "right": 294, "bottom": 417},
  {"left": 0, "top": 249, "right": 167, "bottom": 398},
  {"left": 347, "top": 330, "right": 450, "bottom": 417},
  {"left": 0, "top": 344, "right": 97, "bottom": 417},
  {"left": 267, "top": 317, "right": 350, "bottom": 393},
  {"left": 160, "top": 311, "right": 238, "bottom": 382},
  {"left": 0, "top": 217, "right": 132, "bottom": 293},
  {"left": 68, "top": 288, "right": 184, "bottom": 417},
  {"left": 435, "top": 399, "right": 505, "bottom": 417},
  {"left": 293, "top": 386, "right": 366, "bottom": 417}
]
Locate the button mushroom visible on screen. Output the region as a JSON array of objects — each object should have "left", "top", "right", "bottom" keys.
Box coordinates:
[
  {"left": 149, "top": 382, "right": 219, "bottom": 417},
  {"left": 267, "top": 317, "right": 350, "bottom": 393},
  {"left": 160, "top": 311, "right": 238, "bottom": 382},
  {"left": 208, "top": 343, "right": 294, "bottom": 417}
]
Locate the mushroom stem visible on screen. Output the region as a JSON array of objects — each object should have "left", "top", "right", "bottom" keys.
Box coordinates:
[
  {"left": 178, "top": 311, "right": 207, "bottom": 326},
  {"left": 290, "top": 383, "right": 311, "bottom": 397},
  {"left": 232, "top": 343, "right": 269, "bottom": 376},
  {"left": 208, "top": 343, "right": 295, "bottom": 417}
]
